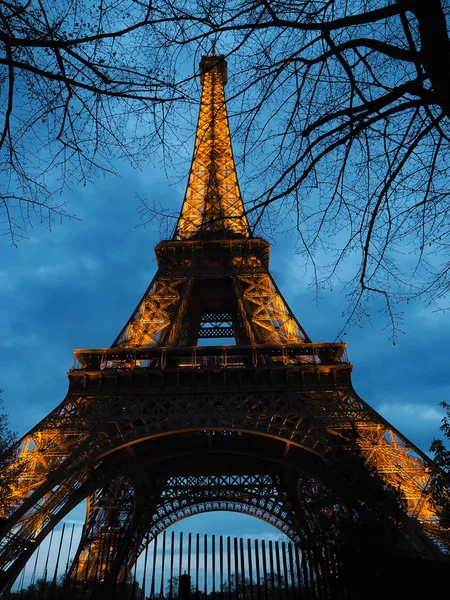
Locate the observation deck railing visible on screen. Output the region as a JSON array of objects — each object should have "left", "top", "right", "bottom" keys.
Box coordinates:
[{"left": 71, "top": 343, "right": 349, "bottom": 372}]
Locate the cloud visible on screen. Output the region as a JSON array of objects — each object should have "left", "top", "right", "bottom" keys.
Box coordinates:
[{"left": 374, "top": 402, "right": 445, "bottom": 450}]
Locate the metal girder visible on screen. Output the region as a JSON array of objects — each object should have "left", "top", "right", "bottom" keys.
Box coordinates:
[
  {"left": 2, "top": 366, "right": 447, "bottom": 570},
  {"left": 69, "top": 468, "right": 354, "bottom": 584},
  {"left": 114, "top": 273, "right": 187, "bottom": 348},
  {"left": 146, "top": 473, "right": 300, "bottom": 543},
  {"left": 174, "top": 55, "right": 249, "bottom": 240},
  {"left": 0, "top": 371, "right": 447, "bottom": 592},
  {"left": 198, "top": 312, "right": 234, "bottom": 338},
  {"left": 69, "top": 471, "right": 303, "bottom": 584},
  {"left": 69, "top": 479, "right": 135, "bottom": 583},
  {"left": 111, "top": 255, "right": 309, "bottom": 348},
  {"left": 235, "top": 266, "right": 308, "bottom": 344}
]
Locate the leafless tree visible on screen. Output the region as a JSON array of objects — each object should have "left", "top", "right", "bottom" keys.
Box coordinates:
[
  {"left": 3, "top": 1, "right": 450, "bottom": 333},
  {"left": 145, "top": 0, "right": 450, "bottom": 334},
  {"left": 0, "top": 0, "right": 201, "bottom": 245},
  {"left": 429, "top": 402, "right": 450, "bottom": 546},
  {"left": 0, "top": 391, "right": 21, "bottom": 518}
]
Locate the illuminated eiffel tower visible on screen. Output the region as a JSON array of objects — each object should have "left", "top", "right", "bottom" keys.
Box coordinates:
[{"left": 0, "top": 53, "right": 448, "bottom": 594}]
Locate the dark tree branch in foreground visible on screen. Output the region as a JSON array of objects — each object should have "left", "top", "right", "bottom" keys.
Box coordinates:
[
  {"left": 145, "top": 0, "right": 450, "bottom": 336},
  {"left": 2, "top": 1, "right": 450, "bottom": 334},
  {"left": 0, "top": 391, "right": 21, "bottom": 518},
  {"left": 0, "top": 0, "right": 199, "bottom": 244},
  {"left": 429, "top": 401, "right": 450, "bottom": 546}
]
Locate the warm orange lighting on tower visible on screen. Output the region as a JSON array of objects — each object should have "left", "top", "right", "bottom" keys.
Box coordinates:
[{"left": 175, "top": 54, "right": 249, "bottom": 240}]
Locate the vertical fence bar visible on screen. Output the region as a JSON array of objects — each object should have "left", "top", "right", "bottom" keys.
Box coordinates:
[
  {"left": 179, "top": 532, "right": 184, "bottom": 579},
  {"left": 254, "top": 539, "right": 261, "bottom": 600},
  {"left": 15, "top": 566, "right": 25, "bottom": 599},
  {"left": 212, "top": 534, "right": 216, "bottom": 598},
  {"left": 160, "top": 530, "right": 167, "bottom": 600},
  {"left": 27, "top": 544, "right": 41, "bottom": 600},
  {"left": 82, "top": 540, "right": 93, "bottom": 600},
  {"left": 299, "top": 543, "right": 310, "bottom": 600},
  {"left": 120, "top": 537, "right": 129, "bottom": 600},
  {"left": 268, "top": 540, "right": 275, "bottom": 600},
  {"left": 329, "top": 544, "right": 344, "bottom": 599},
  {"left": 63, "top": 524, "right": 75, "bottom": 584},
  {"left": 195, "top": 533, "right": 200, "bottom": 598},
  {"left": 321, "top": 543, "right": 331, "bottom": 600},
  {"left": 39, "top": 529, "right": 54, "bottom": 600},
  {"left": 296, "top": 546, "right": 311, "bottom": 599},
  {"left": 275, "top": 541, "right": 282, "bottom": 599},
  {"left": 93, "top": 533, "right": 102, "bottom": 594},
  {"left": 311, "top": 545, "right": 321, "bottom": 600},
  {"left": 68, "top": 542, "right": 82, "bottom": 600},
  {"left": 239, "top": 538, "right": 246, "bottom": 600},
  {"left": 227, "top": 537, "right": 231, "bottom": 600},
  {"left": 282, "top": 541, "right": 290, "bottom": 600},
  {"left": 247, "top": 538, "right": 254, "bottom": 600},
  {"left": 336, "top": 546, "right": 349, "bottom": 599},
  {"left": 50, "top": 524, "right": 66, "bottom": 599},
  {"left": 323, "top": 543, "right": 337, "bottom": 600},
  {"left": 128, "top": 526, "right": 137, "bottom": 598},
  {"left": 188, "top": 532, "right": 192, "bottom": 576},
  {"left": 292, "top": 542, "right": 298, "bottom": 598},
  {"left": 288, "top": 542, "right": 299, "bottom": 600},
  {"left": 274, "top": 541, "right": 283, "bottom": 600},
  {"left": 220, "top": 535, "right": 224, "bottom": 599},
  {"left": 316, "top": 545, "right": 328, "bottom": 600},
  {"left": 261, "top": 540, "right": 269, "bottom": 600},
  {"left": 169, "top": 530, "right": 175, "bottom": 599},
  {"left": 132, "top": 550, "right": 138, "bottom": 600},
  {"left": 150, "top": 534, "right": 158, "bottom": 599},
  {"left": 93, "top": 531, "right": 106, "bottom": 594},
  {"left": 295, "top": 542, "right": 305, "bottom": 599},
  {"left": 105, "top": 530, "right": 116, "bottom": 597},
  {"left": 305, "top": 545, "right": 314, "bottom": 600},
  {"left": 141, "top": 533, "right": 150, "bottom": 600},
  {"left": 311, "top": 545, "right": 319, "bottom": 600},
  {"left": 234, "top": 537, "right": 239, "bottom": 600},
  {"left": 105, "top": 529, "right": 116, "bottom": 589},
  {"left": 204, "top": 534, "right": 208, "bottom": 598}
]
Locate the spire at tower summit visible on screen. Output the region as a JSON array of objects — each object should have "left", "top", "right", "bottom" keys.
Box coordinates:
[{"left": 174, "top": 54, "right": 250, "bottom": 240}]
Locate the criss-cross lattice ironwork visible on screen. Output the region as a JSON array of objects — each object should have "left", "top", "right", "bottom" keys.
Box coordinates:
[{"left": 175, "top": 54, "right": 249, "bottom": 240}]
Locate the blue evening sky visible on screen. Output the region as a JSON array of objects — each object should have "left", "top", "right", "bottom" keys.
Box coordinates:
[{"left": 1, "top": 77, "right": 449, "bottom": 546}]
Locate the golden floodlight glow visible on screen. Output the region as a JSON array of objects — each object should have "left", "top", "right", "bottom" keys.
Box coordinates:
[{"left": 175, "top": 55, "right": 249, "bottom": 240}]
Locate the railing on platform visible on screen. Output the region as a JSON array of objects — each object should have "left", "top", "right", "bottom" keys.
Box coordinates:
[{"left": 71, "top": 344, "right": 349, "bottom": 372}]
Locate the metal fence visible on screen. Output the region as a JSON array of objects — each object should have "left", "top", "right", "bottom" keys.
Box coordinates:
[{"left": 3, "top": 528, "right": 349, "bottom": 599}]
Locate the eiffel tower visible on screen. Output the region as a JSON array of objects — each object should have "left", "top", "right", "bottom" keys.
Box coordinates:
[{"left": 0, "top": 53, "right": 448, "bottom": 594}]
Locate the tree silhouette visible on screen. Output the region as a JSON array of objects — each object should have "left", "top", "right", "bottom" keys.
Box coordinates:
[
  {"left": 429, "top": 401, "right": 450, "bottom": 544},
  {"left": 142, "top": 1, "right": 450, "bottom": 331},
  {"left": 0, "top": 391, "right": 22, "bottom": 519},
  {"left": 3, "top": 1, "right": 450, "bottom": 329},
  {"left": 0, "top": 0, "right": 186, "bottom": 244}
]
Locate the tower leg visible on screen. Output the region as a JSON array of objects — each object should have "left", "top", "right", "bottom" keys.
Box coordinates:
[
  {"left": 68, "top": 475, "right": 165, "bottom": 598},
  {"left": 67, "top": 478, "right": 136, "bottom": 586},
  {"left": 0, "top": 470, "right": 103, "bottom": 594}
]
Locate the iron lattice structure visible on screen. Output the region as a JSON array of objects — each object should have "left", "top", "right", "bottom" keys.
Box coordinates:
[{"left": 1, "top": 53, "right": 449, "bottom": 594}]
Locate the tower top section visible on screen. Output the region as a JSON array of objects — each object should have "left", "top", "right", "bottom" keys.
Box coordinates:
[
  {"left": 174, "top": 54, "right": 250, "bottom": 240},
  {"left": 199, "top": 54, "right": 228, "bottom": 86}
]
